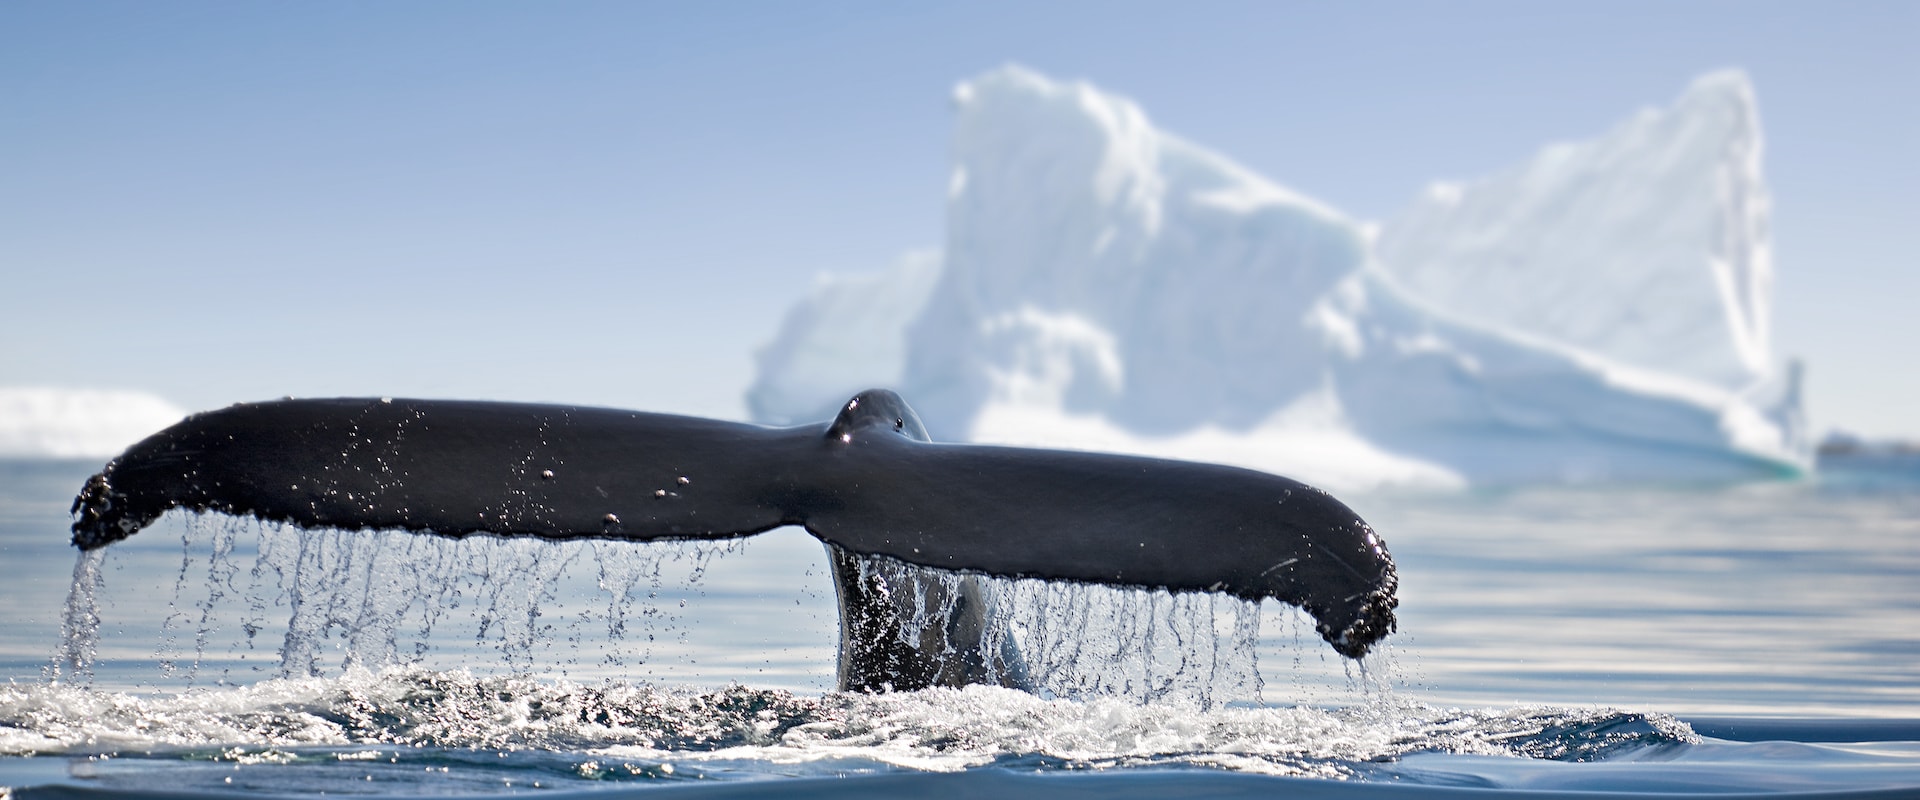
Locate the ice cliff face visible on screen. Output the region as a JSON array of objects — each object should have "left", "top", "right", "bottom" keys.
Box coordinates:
[
  {"left": 909, "top": 68, "right": 1366, "bottom": 438},
  {"left": 751, "top": 66, "right": 1809, "bottom": 489},
  {"left": 1376, "top": 71, "right": 1773, "bottom": 391}
]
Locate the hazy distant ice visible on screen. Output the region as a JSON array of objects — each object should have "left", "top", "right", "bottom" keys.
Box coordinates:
[
  {"left": 752, "top": 66, "right": 1809, "bottom": 490},
  {"left": 0, "top": 388, "right": 185, "bottom": 459},
  {"left": 747, "top": 250, "right": 944, "bottom": 426}
]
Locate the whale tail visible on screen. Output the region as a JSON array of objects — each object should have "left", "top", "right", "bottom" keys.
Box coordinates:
[{"left": 71, "top": 391, "right": 1397, "bottom": 672}]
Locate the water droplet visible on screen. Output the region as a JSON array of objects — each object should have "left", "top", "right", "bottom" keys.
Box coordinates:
[
  {"left": 604, "top": 513, "right": 620, "bottom": 524},
  {"left": 541, "top": 470, "right": 554, "bottom": 480},
  {"left": 677, "top": 476, "right": 690, "bottom": 485},
  {"left": 654, "top": 489, "right": 667, "bottom": 498}
]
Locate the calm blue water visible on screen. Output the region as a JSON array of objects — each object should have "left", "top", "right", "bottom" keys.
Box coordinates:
[{"left": 2, "top": 456, "right": 1917, "bottom": 798}]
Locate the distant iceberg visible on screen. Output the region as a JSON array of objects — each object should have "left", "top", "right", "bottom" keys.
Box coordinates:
[
  {"left": 751, "top": 66, "right": 1810, "bottom": 490},
  {"left": 0, "top": 388, "right": 186, "bottom": 459},
  {"left": 747, "top": 250, "right": 944, "bottom": 426}
]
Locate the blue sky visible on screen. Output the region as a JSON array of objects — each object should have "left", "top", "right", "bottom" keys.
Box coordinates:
[{"left": 3, "top": 1, "right": 1915, "bottom": 436}]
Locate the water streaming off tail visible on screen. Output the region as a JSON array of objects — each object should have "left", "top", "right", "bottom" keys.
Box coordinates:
[
  {"left": 1002, "top": 579, "right": 1266, "bottom": 705},
  {"left": 55, "top": 548, "right": 107, "bottom": 680},
  {"left": 847, "top": 555, "right": 1377, "bottom": 708},
  {"left": 56, "top": 511, "right": 1388, "bottom": 709},
  {"left": 60, "top": 512, "right": 748, "bottom": 688}
]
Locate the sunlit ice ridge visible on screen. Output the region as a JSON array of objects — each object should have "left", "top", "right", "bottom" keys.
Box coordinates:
[{"left": 750, "top": 66, "right": 1810, "bottom": 493}]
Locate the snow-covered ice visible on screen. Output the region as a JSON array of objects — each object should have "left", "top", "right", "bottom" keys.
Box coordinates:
[{"left": 750, "top": 66, "right": 1809, "bottom": 490}]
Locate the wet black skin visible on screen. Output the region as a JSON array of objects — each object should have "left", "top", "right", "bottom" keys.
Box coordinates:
[{"left": 71, "top": 390, "right": 1397, "bottom": 690}]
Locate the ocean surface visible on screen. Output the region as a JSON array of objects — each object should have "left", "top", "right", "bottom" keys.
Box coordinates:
[{"left": 2, "top": 455, "right": 1918, "bottom": 798}]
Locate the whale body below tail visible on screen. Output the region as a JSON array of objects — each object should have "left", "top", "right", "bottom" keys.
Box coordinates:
[{"left": 70, "top": 390, "right": 1397, "bottom": 691}]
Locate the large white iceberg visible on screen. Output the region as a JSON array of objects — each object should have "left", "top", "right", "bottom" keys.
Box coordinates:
[{"left": 750, "top": 66, "right": 1809, "bottom": 490}]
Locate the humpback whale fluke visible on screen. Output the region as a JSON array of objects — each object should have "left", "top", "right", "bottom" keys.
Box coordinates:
[{"left": 70, "top": 390, "right": 1397, "bottom": 685}]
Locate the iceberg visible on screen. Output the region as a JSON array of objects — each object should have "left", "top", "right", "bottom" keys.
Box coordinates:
[
  {"left": 1376, "top": 70, "right": 1773, "bottom": 391},
  {"left": 1316, "top": 269, "right": 1806, "bottom": 485},
  {"left": 751, "top": 66, "right": 1809, "bottom": 490},
  {"left": 745, "top": 249, "right": 943, "bottom": 426},
  {"left": 0, "top": 387, "right": 186, "bottom": 459},
  {"left": 909, "top": 68, "right": 1364, "bottom": 440}
]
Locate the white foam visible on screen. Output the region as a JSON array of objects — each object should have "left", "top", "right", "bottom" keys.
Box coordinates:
[{"left": 0, "top": 669, "right": 1693, "bottom": 781}]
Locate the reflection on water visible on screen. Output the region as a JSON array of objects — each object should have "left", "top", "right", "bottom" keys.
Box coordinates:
[{"left": 1367, "top": 481, "right": 1920, "bottom": 716}]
